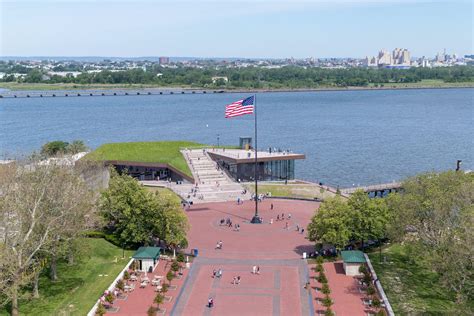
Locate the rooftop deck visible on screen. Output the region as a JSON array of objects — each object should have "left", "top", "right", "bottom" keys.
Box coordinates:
[{"left": 207, "top": 148, "right": 305, "bottom": 164}]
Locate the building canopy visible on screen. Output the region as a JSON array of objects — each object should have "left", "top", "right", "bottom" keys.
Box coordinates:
[
  {"left": 132, "top": 246, "right": 161, "bottom": 260},
  {"left": 341, "top": 250, "right": 366, "bottom": 264}
]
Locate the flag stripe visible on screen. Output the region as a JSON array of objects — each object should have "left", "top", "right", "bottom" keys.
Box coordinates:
[{"left": 224, "top": 96, "right": 255, "bottom": 118}]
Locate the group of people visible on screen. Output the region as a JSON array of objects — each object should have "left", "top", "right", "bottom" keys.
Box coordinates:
[
  {"left": 215, "top": 240, "right": 223, "bottom": 250},
  {"left": 251, "top": 265, "right": 261, "bottom": 275},
  {"left": 212, "top": 268, "right": 223, "bottom": 278}
]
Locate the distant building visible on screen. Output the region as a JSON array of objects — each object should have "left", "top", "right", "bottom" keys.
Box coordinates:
[
  {"left": 211, "top": 76, "right": 228, "bottom": 83},
  {"left": 365, "top": 48, "right": 412, "bottom": 68},
  {"left": 159, "top": 57, "right": 170, "bottom": 65},
  {"left": 377, "top": 50, "right": 393, "bottom": 66}
]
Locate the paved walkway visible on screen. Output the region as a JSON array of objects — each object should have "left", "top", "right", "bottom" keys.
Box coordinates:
[{"left": 170, "top": 199, "right": 318, "bottom": 316}]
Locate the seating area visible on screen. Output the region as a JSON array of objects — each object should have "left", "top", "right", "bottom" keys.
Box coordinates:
[{"left": 105, "top": 255, "right": 190, "bottom": 315}]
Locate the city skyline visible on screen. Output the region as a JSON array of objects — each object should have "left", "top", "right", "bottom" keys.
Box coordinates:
[{"left": 0, "top": 0, "right": 472, "bottom": 58}]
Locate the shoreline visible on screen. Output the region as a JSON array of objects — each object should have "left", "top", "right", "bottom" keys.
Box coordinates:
[{"left": 0, "top": 83, "right": 473, "bottom": 97}]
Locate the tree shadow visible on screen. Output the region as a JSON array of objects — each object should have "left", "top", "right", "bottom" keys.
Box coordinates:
[{"left": 293, "top": 244, "right": 315, "bottom": 256}]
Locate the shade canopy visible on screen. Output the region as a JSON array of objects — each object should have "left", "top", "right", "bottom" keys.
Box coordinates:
[
  {"left": 132, "top": 246, "right": 161, "bottom": 260},
  {"left": 341, "top": 250, "right": 366, "bottom": 264}
]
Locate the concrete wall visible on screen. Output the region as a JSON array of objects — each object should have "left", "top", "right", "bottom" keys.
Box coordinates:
[{"left": 343, "top": 262, "right": 362, "bottom": 276}]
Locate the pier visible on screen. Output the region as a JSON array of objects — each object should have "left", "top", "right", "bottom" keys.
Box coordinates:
[{"left": 341, "top": 182, "right": 402, "bottom": 197}]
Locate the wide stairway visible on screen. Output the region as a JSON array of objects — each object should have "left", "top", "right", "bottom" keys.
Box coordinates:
[{"left": 174, "top": 149, "right": 250, "bottom": 203}]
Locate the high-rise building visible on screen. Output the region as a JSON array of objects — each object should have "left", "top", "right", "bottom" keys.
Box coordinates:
[
  {"left": 378, "top": 50, "right": 392, "bottom": 65},
  {"left": 159, "top": 57, "right": 170, "bottom": 65}
]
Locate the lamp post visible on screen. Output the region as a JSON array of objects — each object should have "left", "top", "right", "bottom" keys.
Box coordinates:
[
  {"left": 122, "top": 243, "right": 125, "bottom": 259},
  {"left": 217, "top": 134, "right": 220, "bottom": 148}
]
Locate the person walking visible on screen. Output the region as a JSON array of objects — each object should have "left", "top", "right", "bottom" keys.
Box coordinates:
[
  {"left": 256, "top": 266, "right": 260, "bottom": 275},
  {"left": 236, "top": 276, "right": 241, "bottom": 284},
  {"left": 208, "top": 298, "right": 214, "bottom": 308},
  {"left": 271, "top": 203, "right": 274, "bottom": 210}
]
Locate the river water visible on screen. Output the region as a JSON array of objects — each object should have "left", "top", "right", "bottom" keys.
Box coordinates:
[{"left": 1, "top": 88, "right": 472, "bottom": 187}]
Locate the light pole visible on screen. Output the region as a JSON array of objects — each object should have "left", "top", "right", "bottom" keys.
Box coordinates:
[{"left": 217, "top": 134, "right": 220, "bottom": 148}]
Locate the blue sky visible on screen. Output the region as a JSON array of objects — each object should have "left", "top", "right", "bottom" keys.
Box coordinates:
[{"left": 0, "top": 0, "right": 472, "bottom": 58}]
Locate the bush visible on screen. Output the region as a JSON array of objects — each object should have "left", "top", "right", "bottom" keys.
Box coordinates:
[
  {"left": 315, "top": 264, "right": 324, "bottom": 273},
  {"left": 366, "top": 285, "right": 376, "bottom": 296},
  {"left": 322, "top": 295, "right": 333, "bottom": 308},
  {"left": 116, "top": 279, "right": 125, "bottom": 292},
  {"left": 161, "top": 283, "right": 169, "bottom": 293},
  {"left": 176, "top": 253, "right": 185, "bottom": 262},
  {"left": 324, "top": 308, "right": 335, "bottom": 316},
  {"left": 171, "top": 261, "right": 180, "bottom": 274},
  {"left": 318, "top": 271, "right": 328, "bottom": 284},
  {"left": 358, "top": 264, "right": 368, "bottom": 275},
  {"left": 124, "top": 271, "right": 130, "bottom": 280},
  {"left": 105, "top": 292, "right": 115, "bottom": 304},
  {"left": 372, "top": 297, "right": 382, "bottom": 309},
  {"left": 316, "top": 256, "right": 324, "bottom": 264},
  {"left": 321, "top": 283, "right": 331, "bottom": 295},
  {"left": 147, "top": 306, "right": 157, "bottom": 316},
  {"left": 363, "top": 272, "right": 372, "bottom": 285},
  {"left": 96, "top": 303, "right": 107, "bottom": 316},
  {"left": 154, "top": 293, "right": 165, "bottom": 310},
  {"left": 166, "top": 270, "right": 174, "bottom": 285}
]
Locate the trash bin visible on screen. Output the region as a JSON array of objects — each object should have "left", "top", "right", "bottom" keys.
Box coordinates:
[
  {"left": 303, "top": 252, "right": 307, "bottom": 259},
  {"left": 193, "top": 249, "right": 199, "bottom": 257}
]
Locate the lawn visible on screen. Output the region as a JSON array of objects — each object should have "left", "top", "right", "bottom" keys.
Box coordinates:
[
  {"left": 144, "top": 186, "right": 183, "bottom": 204},
  {"left": 245, "top": 182, "right": 337, "bottom": 200},
  {"left": 86, "top": 141, "right": 204, "bottom": 178},
  {"left": 368, "top": 244, "right": 473, "bottom": 315},
  {"left": 0, "top": 238, "right": 134, "bottom": 316}
]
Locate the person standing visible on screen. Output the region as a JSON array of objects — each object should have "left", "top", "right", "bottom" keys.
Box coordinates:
[{"left": 271, "top": 203, "right": 274, "bottom": 210}]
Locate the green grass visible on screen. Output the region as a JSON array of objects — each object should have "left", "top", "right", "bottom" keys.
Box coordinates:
[
  {"left": 144, "top": 186, "right": 183, "bottom": 204},
  {"left": 368, "top": 244, "right": 473, "bottom": 315},
  {"left": 86, "top": 141, "right": 204, "bottom": 178},
  {"left": 245, "top": 183, "right": 336, "bottom": 200},
  {"left": 0, "top": 238, "right": 134, "bottom": 316}
]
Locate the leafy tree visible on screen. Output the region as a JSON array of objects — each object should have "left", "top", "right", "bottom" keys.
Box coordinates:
[
  {"left": 95, "top": 303, "right": 107, "bottom": 316},
  {"left": 154, "top": 293, "right": 164, "bottom": 311},
  {"left": 387, "top": 171, "right": 474, "bottom": 303},
  {"left": 321, "top": 295, "right": 333, "bottom": 308},
  {"left": 321, "top": 283, "right": 331, "bottom": 295},
  {"left": 40, "top": 140, "right": 69, "bottom": 157},
  {"left": 171, "top": 261, "right": 180, "bottom": 275},
  {"left": 308, "top": 197, "right": 352, "bottom": 250},
  {"left": 166, "top": 270, "right": 174, "bottom": 285},
  {"left": 67, "top": 140, "right": 88, "bottom": 154}
]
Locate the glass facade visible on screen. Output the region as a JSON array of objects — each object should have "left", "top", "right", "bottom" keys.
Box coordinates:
[{"left": 218, "top": 159, "right": 295, "bottom": 181}]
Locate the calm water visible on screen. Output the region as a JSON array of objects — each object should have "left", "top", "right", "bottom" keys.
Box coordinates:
[{"left": 1, "top": 89, "right": 473, "bottom": 187}]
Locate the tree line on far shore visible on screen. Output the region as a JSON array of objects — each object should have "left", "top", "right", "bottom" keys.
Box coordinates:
[
  {"left": 308, "top": 170, "right": 473, "bottom": 305},
  {"left": 2, "top": 65, "right": 473, "bottom": 88}
]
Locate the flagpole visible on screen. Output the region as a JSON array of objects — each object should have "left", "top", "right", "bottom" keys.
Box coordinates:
[{"left": 251, "top": 93, "right": 261, "bottom": 224}]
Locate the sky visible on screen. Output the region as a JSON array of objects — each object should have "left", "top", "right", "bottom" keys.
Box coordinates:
[{"left": 0, "top": 0, "right": 472, "bottom": 58}]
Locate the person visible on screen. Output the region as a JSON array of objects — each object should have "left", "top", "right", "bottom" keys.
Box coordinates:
[
  {"left": 237, "top": 197, "right": 241, "bottom": 205},
  {"left": 208, "top": 298, "right": 214, "bottom": 308},
  {"left": 277, "top": 215, "right": 280, "bottom": 221},
  {"left": 296, "top": 225, "right": 300, "bottom": 231},
  {"left": 301, "top": 228, "right": 305, "bottom": 234},
  {"left": 236, "top": 276, "right": 241, "bottom": 284},
  {"left": 285, "top": 222, "right": 289, "bottom": 230},
  {"left": 236, "top": 224, "right": 240, "bottom": 231},
  {"left": 256, "top": 266, "right": 260, "bottom": 275},
  {"left": 288, "top": 213, "right": 292, "bottom": 219},
  {"left": 232, "top": 276, "right": 237, "bottom": 284},
  {"left": 252, "top": 265, "right": 257, "bottom": 274},
  {"left": 270, "top": 218, "right": 273, "bottom": 224},
  {"left": 218, "top": 269, "right": 223, "bottom": 278},
  {"left": 212, "top": 269, "right": 217, "bottom": 278},
  {"left": 281, "top": 213, "right": 284, "bottom": 219},
  {"left": 271, "top": 203, "right": 274, "bottom": 210}
]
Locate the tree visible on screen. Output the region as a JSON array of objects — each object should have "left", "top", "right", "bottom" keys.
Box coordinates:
[
  {"left": 67, "top": 140, "right": 88, "bottom": 154},
  {"left": 0, "top": 160, "right": 97, "bottom": 315},
  {"left": 99, "top": 171, "right": 167, "bottom": 246},
  {"left": 166, "top": 270, "right": 174, "bottom": 285},
  {"left": 158, "top": 191, "right": 189, "bottom": 257},
  {"left": 154, "top": 292, "right": 165, "bottom": 311},
  {"left": 95, "top": 303, "right": 107, "bottom": 316},
  {"left": 40, "top": 140, "right": 69, "bottom": 157},
  {"left": 308, "top": 197, "right": 352, "bottom": 250},
  {"left": 387, "top": 171, "right": 474, "bottom": 303},
  {"left": 322, "top": 295, "right": 333, "bottom": 308},
  {"left": 321, "top": 283, "right": 331, "bottom": 295},
  {"left": 171, "top": 261, "right": 180, "bottom": 275}
]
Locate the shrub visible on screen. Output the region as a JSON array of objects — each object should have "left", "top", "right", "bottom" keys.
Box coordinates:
[
  {"left": 324, "top": 308, "right": 335, "bottom": 316},
  {"left": 358, "top": 264, "right": 368, "bottom": 275},
  {"left": 84, "top": 231, "right": 106, "bottom": 238},
  {"left": 321, "top": 283, "right": 331, "bottom": 295},
  {"left": 366, "top": 285, "right": 376, "bottom": 296},
  {"left": 372, "top": 297, "right": 382, "bottom": 309},
  {"left": 315, "top": 264, "right": 324, "bottom": 273},
  {"left": 116, "top": 279, "right": 125, "bottom": 292},
  {"left": 316, "top": 256, "right": 324, "bottom": 264},
  {"left": 123, "top": 271, "right": 130, "bottom": 280},
  {"left": 154, "top": 293, "right": 165, "bottom": 310},
  {"left": 95, "top": 303, "right": 107, "bottom": 316},
  {"left": 363, "top": 272, "right": 372, "bottom": 285},
  {"left": 176, "top": 253, "right": 185, "bottom": 262},
  {"left": 171, "top": 261, "right": 180, "bottom": 274},
  {"left": 322, "top": 295, "right": 333, "bottom": 308},
  {"left": 161, "top": 283, "right": 169, "bottom": 294},
  {"left": 147, "top": 306, "right": 157, "bottom": 316},
  {"left": 318, "top": 271, "right": 328, "bottom": 284},
  {"left": 166, "top": 270, "right": 174, "bottom": 285},
  {"left": 105, "top": 292, "right": 115, "bottom": 304}
]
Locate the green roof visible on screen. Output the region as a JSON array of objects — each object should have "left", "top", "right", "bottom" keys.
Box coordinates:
[
  {"left": 132, "top": 246, "right": 161, "bottom": 259},
  {"left": 85, "top": 141, "right": 204, "bottom": 178},
  {"left": 341, "top": 250, "right": 366, "bottom": 264}
]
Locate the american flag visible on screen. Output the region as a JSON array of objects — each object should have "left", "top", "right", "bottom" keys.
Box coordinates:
[{"left": 225, "top": 96, "right": 255, "bottom": 118}]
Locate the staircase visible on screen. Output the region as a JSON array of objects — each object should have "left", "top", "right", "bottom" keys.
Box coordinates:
[{"left": 177, "top": 149, "right": 250, "bottom": 203}]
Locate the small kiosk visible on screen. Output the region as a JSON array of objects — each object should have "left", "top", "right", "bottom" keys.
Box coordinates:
[
  {"left": 341, "top": 250, "right": 366, "bottom": 276},
  {"left": 132, "top": 246, "right": 161, "bottom": 272}
]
